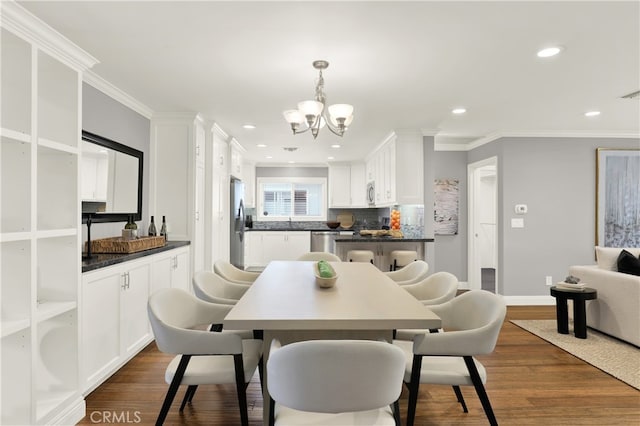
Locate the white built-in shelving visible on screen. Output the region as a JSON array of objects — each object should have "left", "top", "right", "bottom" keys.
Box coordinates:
[{"left": 1, "top": 2, "right": 97, "bottom": 424}]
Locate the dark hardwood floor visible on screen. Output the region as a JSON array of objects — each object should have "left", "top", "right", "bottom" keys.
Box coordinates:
[{"left": 78, "top": 306, "right": 640, "bottom": 425}]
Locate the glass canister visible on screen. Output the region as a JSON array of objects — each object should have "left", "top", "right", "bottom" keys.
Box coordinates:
[{"left": 391, "top": 208, "right": 401, "bottom": 230}]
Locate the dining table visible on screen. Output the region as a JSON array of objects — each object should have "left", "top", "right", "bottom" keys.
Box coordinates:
[{"left": 223, "top": 260, "right": 441, "bottom": 423}]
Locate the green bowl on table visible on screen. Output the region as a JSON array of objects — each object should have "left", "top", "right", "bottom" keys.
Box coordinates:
[{"left": 315, "top": 260, "right": 338, "bottom": 288}]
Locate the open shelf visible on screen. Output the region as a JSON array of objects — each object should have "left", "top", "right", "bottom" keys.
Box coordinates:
[
  {"left": 1, "top": 330, "right": 32, "bottom": 425},
  {"left": 37, "top": 50, "right": 78, "bottom": 149},
  {"left": 1, "top": 136, "right": 31, "bottom": 234},
  {"left": 37, "top": 236, "right": 78, "bottom": 305},
  {"left": 35, "top": 311, "right": 78, "bottom": 423},
  {"left": 1, "top": 28, "right": 31, "bottom": 136},
  {"left": 1, "top": 318, "right": 30, "bottom": 338},
  {"left": 1, "top": 240, "right": 31, "bottom": 336},
  {"left": 37, "top": 145, "right": 77, "bottom": 231}
]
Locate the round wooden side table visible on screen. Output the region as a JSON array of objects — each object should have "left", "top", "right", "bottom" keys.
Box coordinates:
[{"left": 550, "top": 286, "right": 597, "bottom": 339}]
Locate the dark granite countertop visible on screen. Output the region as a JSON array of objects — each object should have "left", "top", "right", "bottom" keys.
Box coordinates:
[
  {"left": 246, "top": 221, "right": 351, "bottom": 232},
  {"left": 246, "top": 227, "right": 354, "bottom": 232},
  {"left": 335, "top": 235, "right": 434, "bottom": 243},
  {"left": 82, "top": 240, "right": 190, "bottom": 273}
]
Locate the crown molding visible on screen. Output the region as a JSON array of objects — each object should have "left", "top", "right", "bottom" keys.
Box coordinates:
[
  {"left": 211, "top": 123, "right": 230, "bottom": 141},
  {"left": 437, "top": 130, "right": 640, "bottom": 152},
  {"left": 83, "top": 70, "right": 154, "bottom": 119},
  {"left": 1, "top": 0, "right": 98, "bottom": 71},
  {"left": 151, "top": 111, "right": 200, "bottom": 122}
]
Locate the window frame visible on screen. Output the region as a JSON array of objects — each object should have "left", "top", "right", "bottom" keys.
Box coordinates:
[{"left": 256, "top": 177, "right": 327, "bottom": 222}]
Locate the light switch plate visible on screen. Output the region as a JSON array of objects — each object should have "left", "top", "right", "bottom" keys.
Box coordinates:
[{"left": 511, "top": 218, "right": 524, "bottom": 228}]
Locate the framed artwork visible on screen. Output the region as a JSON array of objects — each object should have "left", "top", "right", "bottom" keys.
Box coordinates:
[
  {"left": 434, "top": 178, "right": 459, "bottom": 235},
  {"left": 596, "top": 148, "right": 640, "bottom": 247}
]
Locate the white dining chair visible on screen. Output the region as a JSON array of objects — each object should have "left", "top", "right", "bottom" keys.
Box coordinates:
[
  {"left": 402, "top": 271, "right": 459, "bottom": 306},
  {"left": 346, "top": 249, "right": 375, "bottom": 264},
  {"left": 297, "top": 252, "right": 342, "bottom": 262},
  {"left": 393, "top": 290, "right": 506, "bottom": 426},
  {"left": 389, "top": 249, "right": 418, "bottom": 271},
  {"left": 213, "top": 259, "right": 261, "bottom": 284},
  {"left": 394, "top": 272, "right": 459, "bottom": 340},
  {"left": 267, "top": 339, "right": 405, "bottom": 426},
  {"left": 384, "top": 260, "right": 430, "bottom": 285},
  {"left": 148, "top": 288, "right": 263, "bottom": 426},
  {"left": 193, "top": 270, "right": 250, "bottom": 306}
]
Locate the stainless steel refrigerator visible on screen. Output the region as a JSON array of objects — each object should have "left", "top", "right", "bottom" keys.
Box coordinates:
[{"left": 230, "top": 177, "right": 245, "bottom": 269}]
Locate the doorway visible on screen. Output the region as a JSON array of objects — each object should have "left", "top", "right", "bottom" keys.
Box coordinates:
[{"left": 467, "top": 157, "right": 498, "bottom": 292}]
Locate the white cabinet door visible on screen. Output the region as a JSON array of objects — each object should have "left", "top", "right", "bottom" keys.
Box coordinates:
[
  {"left": 151, "top": 247, "right": 191, "bottom": 294},
  {"left": 121, "top": 262, "right": 151, "bottom": 357},
  {"left": 328, "top": 164, "right": 351, "bottom": 207},
  {"left": 350, "top": 163, "right": 366, "bottom": 207},
  {"left": 81, "top": 268, "right": 121, "bottom": 393},
  {"left": 81, "top": 259, "right": 151, "bottom": 393},
  {"left": 243, "top": 163, "right": 255, "bottom": 208},
  {"left": 230, "top": 140, "right": 243, "bottom": 179},
  {"left": 285, "top": 232, "right": 311, "bottom": 259},
  {"left": 172, "top": 249, "right": 190, "bottom": 292},
  {"left": 260, "top": 232, "right": 285, "bottom": 265},
  {"left": 260, "top": 232, "right": 310, "bottom": 264},
  {"left": 151, "top": 255, "right": 172, "bottom": 295},
  {"left": 244, "top": 232, "right": 263, "bottom": 269}
]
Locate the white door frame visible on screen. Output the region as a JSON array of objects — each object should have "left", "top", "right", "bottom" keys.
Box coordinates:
[{"left": 467, "top": 156, "right": 498, "bottom": 292}]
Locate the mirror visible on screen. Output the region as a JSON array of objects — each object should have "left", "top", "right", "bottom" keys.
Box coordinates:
[{"left": 81, "top": 130, "right": 143, "bottom": 223}]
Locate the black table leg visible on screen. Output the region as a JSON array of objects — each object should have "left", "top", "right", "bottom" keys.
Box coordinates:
[
  {"left": 555, "top": 297, "right": 569, "bottom": 334},
  {"left": 573, "top": 299, "right": 588, "bottom": 339}
]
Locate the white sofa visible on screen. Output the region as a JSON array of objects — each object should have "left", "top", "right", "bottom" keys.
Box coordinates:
[{"left": 569, "top": 247, "right": 640, "bottom": 347}]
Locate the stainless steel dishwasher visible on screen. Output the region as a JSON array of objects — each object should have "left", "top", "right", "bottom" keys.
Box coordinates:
[{"left": 310, "top": 231, "right": 340, "bottom": 253}]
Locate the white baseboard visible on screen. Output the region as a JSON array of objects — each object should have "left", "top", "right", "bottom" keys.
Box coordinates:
[
  {"left": 503, "top": 295, "right": 555, "bottom": 306},
  {"left": 49, "top": 396, "right": 85, "bottom": 425}
]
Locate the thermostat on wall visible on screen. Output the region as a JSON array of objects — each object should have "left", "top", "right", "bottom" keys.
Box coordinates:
[{"left": 514, "top": 204, "right": 528, "bottom": 214}]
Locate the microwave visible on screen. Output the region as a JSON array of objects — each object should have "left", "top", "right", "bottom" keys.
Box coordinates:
[{"left": 366, "top": 181, "right": 375, "bottom": 206}]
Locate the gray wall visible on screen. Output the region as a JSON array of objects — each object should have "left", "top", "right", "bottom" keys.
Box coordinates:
[
  {"left": 82, "top": 83, "right": 150, "bottom": 239},
  {"left": 432, "top": 151, "right": 468, "bottom": 278},
  {"left": 443, "top": 136, "right": 640, "bottom": 296},
  {"left": 256, "top": 166, "right": 327, "bottom": 178}
]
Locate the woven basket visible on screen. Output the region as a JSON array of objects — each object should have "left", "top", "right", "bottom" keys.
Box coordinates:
[{"left": 86, "top": 236, "right": 166, "bottom": 254}]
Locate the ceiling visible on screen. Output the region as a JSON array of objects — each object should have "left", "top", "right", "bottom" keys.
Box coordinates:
[{"left": 18, "top": 1, "right": 640, "bottom": 165}]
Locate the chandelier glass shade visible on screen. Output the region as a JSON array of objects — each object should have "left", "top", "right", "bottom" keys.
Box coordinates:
[{"left": 283, "top": 60, "right": 354, "bottom": 139}]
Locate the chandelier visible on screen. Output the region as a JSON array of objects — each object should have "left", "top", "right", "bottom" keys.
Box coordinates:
[{"left": 283, "top": 60, "right": 354, "bottom": 139}]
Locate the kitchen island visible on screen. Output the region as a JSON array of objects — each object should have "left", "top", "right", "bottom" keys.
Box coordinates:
[{"left": 335, "top": 233, "right": 434, "bottom": 271}]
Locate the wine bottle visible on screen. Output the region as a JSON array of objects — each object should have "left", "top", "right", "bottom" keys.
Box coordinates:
[
  {"left": 124, "top": 215, "right": 134, "bottom": 230},
  {"left": 160, "top": 216, "right": 168, "bottom": 241},
  {"left": 148, "top": 215, "right": 157, "bottom": 236},
  {"left": 130, "top": 216, "right": 138, "bottom": 238}
]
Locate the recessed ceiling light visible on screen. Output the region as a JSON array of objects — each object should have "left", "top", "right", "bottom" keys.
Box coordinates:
[
  {"left": 288, "top": 160, "right": 295, "bottom": 164},
  {"left": 452, "top": 108, "right": 466, "bottom": 114},
  {"left": 585, "top": 111, "right": 601, "bottom": 117},
  {"left": 327, "top": 156, "right": 335, "bottom": 160},
  {"left": 243, "top": 124, "right": 256, "bottom": 129},
  {"left": 257, "top": 144, "right": 267, "bottom": 148},
  {"left": 266, "top": 155, "right": 273, "bottom": 159},
  {"left": 331, "top": 144, "right": 341, "bottom": 149},
  {"left": 537, "top": 46, "right": 562, "bottom": 58}
]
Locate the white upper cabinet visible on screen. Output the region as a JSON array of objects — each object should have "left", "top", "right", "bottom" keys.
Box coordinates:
[
  {"left": 328, "top": 162, "right": 367, "bottom": 208},
  {"left": 350, "top": 162, "right": 367, "bottom": 207},
  {"left": 365, "top": 131, "right": 423, "bottom": 207},
  {"left": 230, "top": 138, "right": 244, "bottom": 180},
  {"left": 328, "top": 164, "right": 351, "bottom": 207},
  {"left": 243, "top": 162, "right": 256, "bottom": 208}
]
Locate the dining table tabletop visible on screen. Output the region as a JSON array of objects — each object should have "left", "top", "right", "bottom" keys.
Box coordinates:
[{"left": 224, "top": 260, "right": 441, "bottom": 423}]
